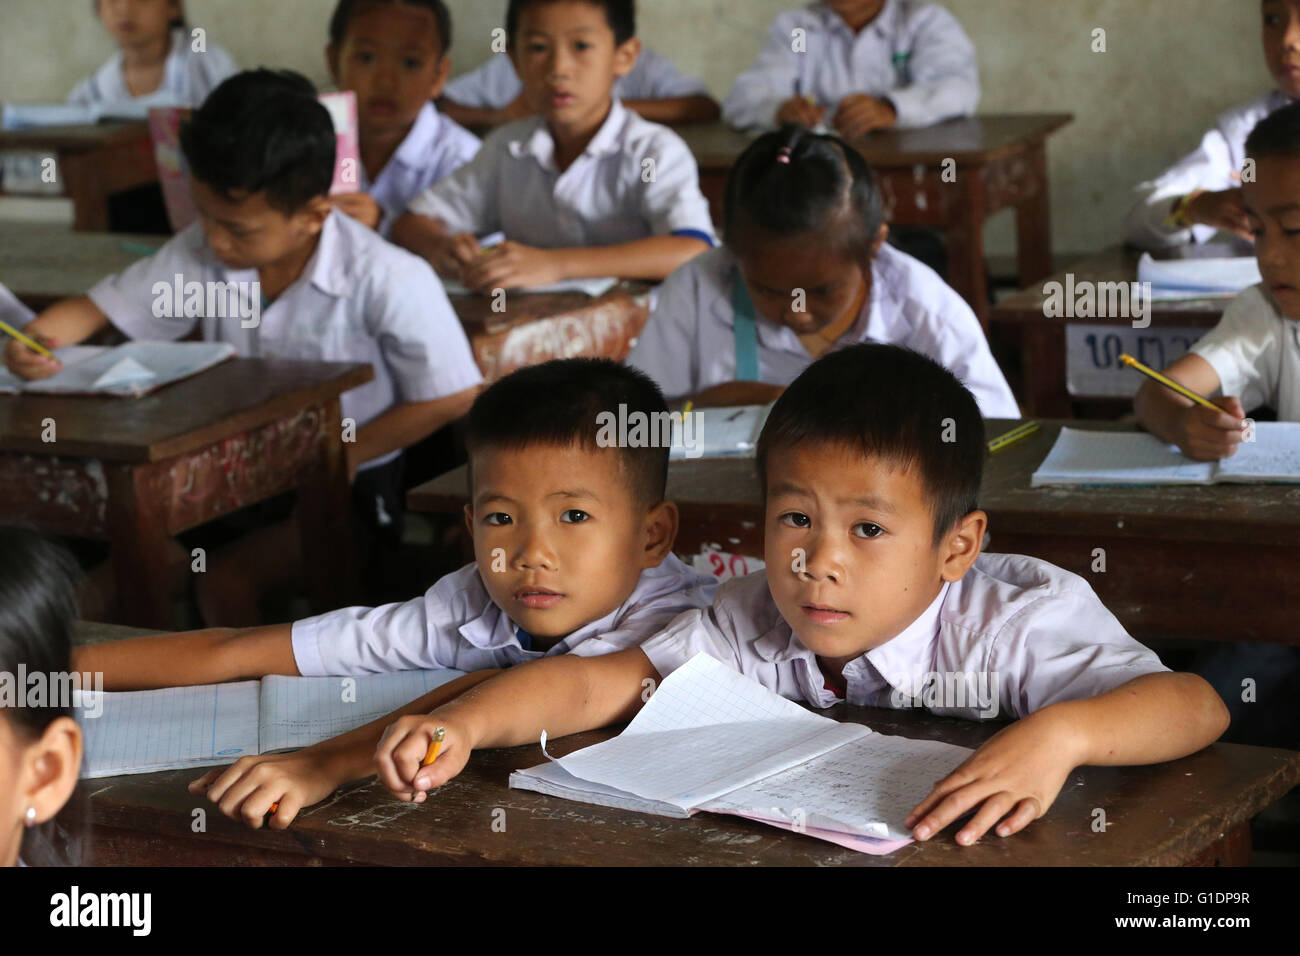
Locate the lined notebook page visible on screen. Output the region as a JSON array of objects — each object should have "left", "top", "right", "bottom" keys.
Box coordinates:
[
  {"left": 1216, "top": 422, "right": 1300, "bottom": 482},
  {"left": 80, "top": 682, "right": 260, "bottom": 778},
  {"left": 703, "top": 733, "right": 972, "bottom": 841},
  {"left": 548, "top": 654, "right": 868, "bottom": 812},
  {"left": 1031, "top": 428, "right": 1215, "bottom": 486},
  {"left": 259, "top": 669, "right": 464, "bottom": 753}
]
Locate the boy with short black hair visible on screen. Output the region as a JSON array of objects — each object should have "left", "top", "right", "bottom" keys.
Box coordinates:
[{"left": 380, "top": 345, "right": 1229, "bottom": 847}]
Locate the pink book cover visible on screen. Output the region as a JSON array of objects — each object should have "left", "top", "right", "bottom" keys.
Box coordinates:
[{"left": 148, "top": 91, "right": 361, "bottom": 233}]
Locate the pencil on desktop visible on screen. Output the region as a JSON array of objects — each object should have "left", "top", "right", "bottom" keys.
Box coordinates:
[
  {"left": 987, "top": 421, "right": 1038, "bottom": 454},
  {"left": 1119, "top": 353, "right": 1227, "bottom": 415},
  {"left": 0, "top": 318, "right": 54, "bottom": 359}
]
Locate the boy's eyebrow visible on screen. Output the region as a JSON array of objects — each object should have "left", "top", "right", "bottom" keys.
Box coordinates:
[
  {"left": 843, "top": 494, "right": 898, "bottom": 515},
  {"left": 547, "top": 488, "right": 601, "bottom": 501}
]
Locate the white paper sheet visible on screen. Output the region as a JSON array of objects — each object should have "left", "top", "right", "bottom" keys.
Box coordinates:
[
  {"left": 0, "top": 341, "right": 235, "bottom": 396},
  {"left": 1137, "top": 253, "right": 1261, "bottom": 299}
]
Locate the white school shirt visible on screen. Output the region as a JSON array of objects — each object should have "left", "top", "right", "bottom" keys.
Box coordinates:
[
  {"left": 640, "top": 553, "right": 1169, "bottom": 720},
  {"left": 722, "top": 0, "right": 979, "bottom": 131},
  {"left": 625, "top": 244, "right": 1019, "bottom": 418},
  {"left": 1189, "top": 283, "right": 1300, "bottom": 419},
  {"left": 67, "top": 27, "right": 236, "bottom": 110},
  {"left": 444, "top": 49, "right": 710, "bottom": 110},
  {"left": 361, "top": 102, "right": 480, "bottom": 238},
  {"left": 292, "top": 553, "right": 718, "bottom": 674},
  {"left": 407, "top": 97, "right": 717, "bottom": 247},
  {"left": 1123, "top": 90, "right": 1291, "bottom": 250},
  {"left": 87, "top": 209, "right": 484, "bottom": 469}
]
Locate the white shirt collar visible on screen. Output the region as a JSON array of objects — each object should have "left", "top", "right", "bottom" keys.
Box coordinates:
[
  {"left": 507, "top": 98, "right": 630, "bottom": 171},
  {"left": 863, "top": 581, "right": 951, "bottom": 694},
  {"left": 392, "top": 101, "right": 444, "bottom": 170}
]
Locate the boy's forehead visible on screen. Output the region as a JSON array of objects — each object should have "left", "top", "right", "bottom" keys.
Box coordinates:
[
  {"left": 471, "top": 441, "right": 629, "bottom": 497},
  {"left": 766, "top": 441, "right": 926, "bottom": 503},
  {"left": 520, "top": 0, "right": 614, "bottom": 34},
  {"left": 348, "top": 3, "right": 443, "bottom": 49}
]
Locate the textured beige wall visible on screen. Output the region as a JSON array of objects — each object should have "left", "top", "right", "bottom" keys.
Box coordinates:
[{"left": 0, "top": 1, "right": 1273, "bottom": 255}]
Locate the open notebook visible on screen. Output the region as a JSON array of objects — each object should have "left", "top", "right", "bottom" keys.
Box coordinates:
[
  {"left": 1031, "top": 424, "right": 1300, "bottom": 486},
  {"left": 0, "top": 342, "right": 235, "bottom": 397},
  {"left": 509, "top": 654, "right": 972, "bottom": 854},
  {"left": 78, "top": 669, "right": 463, "bottom": 778},
  {"left": 669, "top": 404, "right": 771, "bottom": 460}
]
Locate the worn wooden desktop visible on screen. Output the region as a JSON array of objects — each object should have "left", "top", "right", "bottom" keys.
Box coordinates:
[
  {"left": 71, "top": 622, "right": 1300, "bottom": 866},
  {"left": 0, "top": 225, "right": 648, "bottom": 375},
  {"left": 0, "top": 359, "right": 371, "bottom": 629},
  {"left": 409, "top": 418, "right": 1300, "bottom": 645},
  {"left": 0, "top": 122, "right": 158, "bottom": 231},
  {"left": 990, "top": 246, "right": 1228, "bottom": 417},
  {"left": 679, "top": 114, "right": 1073, "bottom": 325}
]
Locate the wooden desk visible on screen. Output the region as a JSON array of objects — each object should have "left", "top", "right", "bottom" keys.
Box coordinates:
[
  {"left": 0, "top": 359, "right": 372, "bottom": 629},
  {"left": 71, "top": 622, "right": 1299, "bottom": 866},
  {"left": 679, "top": 114, "right": 1073, "bottom": 325},
  {"left": 409, "top": 418, "right": 1300, "bottom": 644},
  {"left": 0, "top": 122, "right": 158, "bottom": 231},
  {"left": 0, "top": 225, "right": 649, "bottom": 377},
  {"left": 991, "top": 246, "right": 1227, "bottom": 417}
]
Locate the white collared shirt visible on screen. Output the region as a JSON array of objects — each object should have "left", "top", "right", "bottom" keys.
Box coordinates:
[
  {"left": 640, "top": 553, "right": 1169, "bottom": 720},
  {"left": 291, "top": 553, "right": 718, "bottom": 674},
  {"left": 407, "top": 98, "right": 716, "bottom": 247},
  {"left": 1190, "top": 283, "right": 1300, "bottom": 419},
  {"left": 444, "top": 49, "right": 710, "bottom": 110},
  {"left": 361, "top": 102, "right": 480, "bottom": 237},
  {"left": 626, "top": 244, "right": 1019, "bottom": 417},
  {"left": 67, "top": 27, "right": 237, "bottom": 110},
  {"left": 1124, "top": 90, "right": 1291, "bottom": 249},
  {"left": 722, "top": 0, "right": 979, "bottom": 131},
  {"left": 87, "top": 209, "right": 484, "bottom": 469}
]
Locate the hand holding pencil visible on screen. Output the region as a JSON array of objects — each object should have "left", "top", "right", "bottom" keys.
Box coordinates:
[
  {"left": 1, "top": 320, "right": 62, "bottom": 381},
  {"left": 375, "top": 714, "right": 472, "bottom": 802},
  {"left": 1122, "top": 353, "right": 1247, "bottom": 461}
]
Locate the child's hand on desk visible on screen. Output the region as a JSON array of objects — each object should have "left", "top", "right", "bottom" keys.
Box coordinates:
[
  {"left": 459, "top": 241, "right": 565, "bottom": 293},
  {"left": 188, "top": 752, "right": 345, "bottom": 829},
  {"left": 776, "top": 97, "right": 827, "bottom": 128},
  {"left": 904, "top": 710, "right": 1076, "bottom": 846},
  {"left": 3, "top": 332, "right": 62, "bottom": 380},
  {"left": 375, "top": 713, "right": 472, "bottom": 801},
  {"left": 833, "top": 95, "right": 897, "bottom": 139},
  {"left": 430, "top": 232, "right": 482, "bottom": 279},
  {"left": 332, "top": 192, "right": 383, "bottom": 230},
  {"left": 1184, "top": 188, "right": 1253, "bottom": 242},
  {"left": 1177, "top": 395, "right": 1247, "bottom": 461}
]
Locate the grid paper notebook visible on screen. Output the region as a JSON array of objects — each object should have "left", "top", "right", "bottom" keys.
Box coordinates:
[
  {"left": 1031, "top": 424, "right": 1300, "bottom": 486},
  {"left": 79, "top": 669, "right": 463, "bottom": 778},
  {"left": 509, "top": 654, "right": 972, "bottom": 852}
]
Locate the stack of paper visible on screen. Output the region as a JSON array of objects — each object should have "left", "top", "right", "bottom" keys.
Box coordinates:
[{"left": 1137, "top": 252, "right": 1261, "bottom": 301}]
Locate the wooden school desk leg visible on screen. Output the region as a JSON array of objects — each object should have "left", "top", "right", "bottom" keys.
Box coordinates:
[
  {"left": 297, "top": 398, "right": 359, "bottom": 612},
  {"left": 55, "top": 149, "right": 111, "bottom": 233},
  {"left": 1018, "top": 325, "right": 1072, "bottom": 418},
  {"left": 1015, "top": 142, "right": 1055, "bottom": 287},
  {"left": 944, "top": 174, "right": 990, "bottom": 330},
  {"left": 104, "top": 464, "right": 182, "bottom": 630}
]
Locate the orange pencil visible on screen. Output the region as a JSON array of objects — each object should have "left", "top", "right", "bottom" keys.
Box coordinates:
[{"left": 421, "top": 727, "right": 446, "bottom": 767}]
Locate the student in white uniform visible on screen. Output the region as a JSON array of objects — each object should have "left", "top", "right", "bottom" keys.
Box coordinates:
[
  {"left": 69, "top": 1, "right": 236, "bottom": 109},
  {"left": 75, "top": 359, "right": 719, "bottom": 828},
  {"left": 1123, "top": 1, "right": 1300, "bottom": 249},
  {"left": 3, "top": 71, "right": 484, "bottom": 627},
  {"left": 375, "top": 345, "right": 1230, "bottom": 847},
  {"left": 325, "top": 0, "right": 480, "bottom": 237},
  {"left": 0, "top": 529, "right": 84, "bottom": 868},
  {"left": 723, "top": 0, "right": 979, "bottom": 135},
  {"left": 392, "top": 0, "right": 715, "bottom": 291},
  {"left": 627, "top": 126, "right": 1018, "bottom": 418},
  {"left": 442, "top": 46, "right": 720, "bottom": 128}
]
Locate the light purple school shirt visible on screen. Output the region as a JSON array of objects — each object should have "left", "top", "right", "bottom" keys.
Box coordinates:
[
  {"left": 407, "top": 98, "right": 716, "bottom": 247},
  {"left": 444, "top": 48, "right": 710, "bottom": 109},
  {"left": 1124, "top": 90, "right": 1291, "bottom": 250},
  {"left": 362, "top": 102, "right": 480, "bottom": 237},
  {"left": 626, "top": 244, "right": 1019, "bottom": 418},
  {"left": 640, "top": 553, "right": 1169, "bottom": 720},
  {"left": 67, "top": 27, "right": 236, "bottom": 109},
  {"left": 87, "top": 209, "right": 483, "bottom": 470},
  {"left": 722, "top": 0, "right": 979, "bottom": 131},
  {"left": 292, "top": 554, "right": 718, "bottom": 674}
]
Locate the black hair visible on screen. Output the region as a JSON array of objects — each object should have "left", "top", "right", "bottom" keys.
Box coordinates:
[
  {"left": 724, "top": 125, "right": 886, "bottom": 261},
  {"left": 1246, "top": 99, "right": 1300, "bottom": 160},
  {"left": 506, "top": 0, "right": 636, "bottom": 47},
  {"left": 756, "top": 345, "right": 985, "bottom": 545},
  {"left": 0, "top": 527, "right": 85, "bottom": 867},
  {"left": 92, "top": 0, "right": 186, "bottom": 31},
  {"left": 328, "top": 0, "right": 453, "bottom": 55},
  {"left": 466, "top": 358, "right": 669, "bottom": 507},
  {"left": 179, "top": 70, "right": 335, "bottom": 216}
]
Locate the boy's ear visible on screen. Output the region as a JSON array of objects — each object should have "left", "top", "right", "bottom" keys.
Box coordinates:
[
  {"left": 297, "top": 196, "right": 335, "bottom": 235},
  {"left": 429, "top": 55, "right": 453, "bottom": 100},
  {"left": 938, "top": 509, "right": 985, "bottom": 583},
  {"left": 641, "top": 500, "right": 679, "bottom": 569},
  {"left": 21, "top": 717, "right": 82, "bottom": 828},
  {"left": 613, "top": 36, "right": 642, "bottom": 79},
  {"left": 326, "top": 43, "right": 340, "bottom": 84},
  {"left": 870, "top": 222, "right": 890, "bottom": 257}
]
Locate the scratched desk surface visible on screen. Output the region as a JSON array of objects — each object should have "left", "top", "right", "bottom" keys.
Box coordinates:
[{"left": 73, "top": 624, "right": 1300, "bottom": 867}]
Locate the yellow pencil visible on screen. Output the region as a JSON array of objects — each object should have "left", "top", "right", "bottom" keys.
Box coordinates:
[
  {"left": 0, "top": 318, "right": 54, "bottom": 359},
  {"left": 987, "top": 421, "right": 1038, "bottom": 454},
  {"left": 682, "top": 400, "right": 694, "bottom": 416},
  {"left": 421, "top": 727, "right": 446, "bottom": 767},
  {"left": 1119, "top": 353, "right": 1225, "bottom": 415}
]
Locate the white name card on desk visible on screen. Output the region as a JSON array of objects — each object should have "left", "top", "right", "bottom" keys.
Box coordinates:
[{"left": 1066, "top": 324, "right": 1205, "bottom": 398}]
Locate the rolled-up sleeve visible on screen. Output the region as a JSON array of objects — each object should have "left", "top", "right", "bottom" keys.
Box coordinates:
[
  {"left": 638, "top": 131, "right": 716, "bottom": 240},
  {"left": 1188, "top": 286, "right": 1280, "bottom": 412}
]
